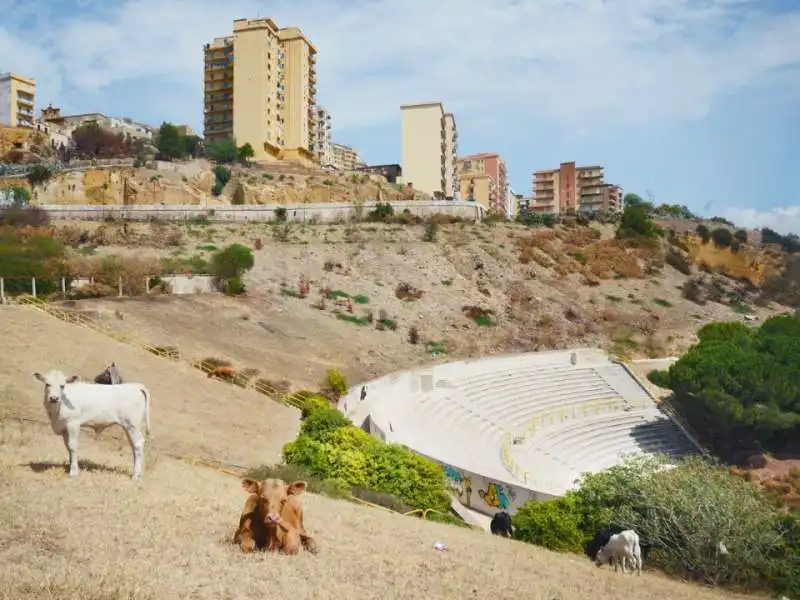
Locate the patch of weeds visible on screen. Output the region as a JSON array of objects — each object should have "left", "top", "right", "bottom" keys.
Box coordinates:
[
  {"left": 197, "top": 244, "right": 217, "bottom": 252},
  {"left": 732, "top": 302, "right": 752, "bottom": 315},
  {"left": 335, "top": 311, "right": 371, "bottom": 326},
  {"left": 353, "top": 294, "right": 370, "bottom": 304},
  {"left": 606, "top": 295, "right": 623, "bottom": 303},
  {"left": 462, "top": 305, "right": 497, "bottom": 327},
  {"left": 652, "top": 298, "right": 673, "bottom": 308},
  {"left": 440, "top": 278, "right": 453, "bottom": 286},
  {"left": 395, "top": 282, "right": 424, "bottom": 301},
  {"left": 327, "top": 289, "right": 350, "bottom": 300},
  {"left": 377, "top": 318, "right": 397, "bottom": 331},
  {"left": 426, "top": 341, "right": 446, "bottom": 355},
  {"left": 280, "top": 287, "right": 300, "bottom": 298}
]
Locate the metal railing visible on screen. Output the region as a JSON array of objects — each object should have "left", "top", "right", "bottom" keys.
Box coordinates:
[{"left": 499, "top": 395, "right": 653, "bottom": 488}]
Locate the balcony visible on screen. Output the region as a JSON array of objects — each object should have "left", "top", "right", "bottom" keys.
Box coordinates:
[{"left": 16, "top": 95, "right": 34, "bottom": 107}]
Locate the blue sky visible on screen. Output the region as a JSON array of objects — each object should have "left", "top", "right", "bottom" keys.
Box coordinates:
[{"left": 1, "top": 0, "right": 798, "bottom": 231}]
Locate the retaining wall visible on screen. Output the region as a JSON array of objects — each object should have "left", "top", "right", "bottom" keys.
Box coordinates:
[{"left": 33, "top": 200, "right": 484, "bottom": 223}]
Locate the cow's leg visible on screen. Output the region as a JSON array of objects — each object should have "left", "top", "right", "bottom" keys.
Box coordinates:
[
  {"left": 124, "top": 426, "right": 145, "bottom": 480},
  {"left": 621, "top": 556, "right": 628, "bottom": 574},
  {"left": 63, "top": 425, "right": 80, "bottom": 477},
  {"left": 281, "top": 530, "right": 301, "bottom": 555},
  {"left": 296, "top": 512, "right": 319, "bottom": 554}
]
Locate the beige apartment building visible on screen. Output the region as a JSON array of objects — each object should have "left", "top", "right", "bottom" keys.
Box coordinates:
[
  {"left": 203, "top": 17, "right": 317, "bottom": 166},
  {"left": 312, "top": 106, "right": 333, "bottom": 166},
  {"left": 531, "top": 162, "right": 622, "bottom": 214},
  {"left": 0, "top": 72, "right": 36, "bottom": 128},
  {"left": 457, "top": 152, "right": 508, "bottom": 214},
  {"left": 400, "top": 102, "right": 457, "bottom": 199},
  {"left": 332, "top": 142, "right": 361, "bottom": 171}
]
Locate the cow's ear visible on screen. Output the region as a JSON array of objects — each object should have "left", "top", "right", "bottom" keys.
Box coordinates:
[
  {"left": 66, "top": 375, "right": 80, "bottom": 383},
  {"left": 241, "top": 478, "right": 260, "bottom": 494},
  {"left": 33, "top": 372, "right": 45, "bottom": 383},
  {"left": 287, "top": 481, "right": 307, "bottom": 496}
]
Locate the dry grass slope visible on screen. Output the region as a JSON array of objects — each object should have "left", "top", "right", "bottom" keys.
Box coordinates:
[{"left": 0, "top": 307, "right": 764, "bottom": 599}]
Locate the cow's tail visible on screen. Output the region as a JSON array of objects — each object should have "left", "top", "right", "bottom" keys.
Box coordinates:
[{"left": 140, "top": 386, "right": 151, "bottom": 436}]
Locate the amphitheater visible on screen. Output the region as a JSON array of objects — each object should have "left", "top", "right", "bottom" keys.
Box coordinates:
[{"left": 340, "top": 348, "right": 700, "bottom": 523}]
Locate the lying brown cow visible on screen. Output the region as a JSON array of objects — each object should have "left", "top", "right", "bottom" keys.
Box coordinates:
[
  {"left": 234, "top": 477, "right": 319, "bottom": 555},
  {"left": 207, "top": 366, "right": 236, "bottom": 380}
]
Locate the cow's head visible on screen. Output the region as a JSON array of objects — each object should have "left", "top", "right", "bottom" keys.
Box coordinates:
[
  {"left": 241, "top": 477, "right": 307, "bottom": 528},
  {"left": 595, "top": 544, "right": 612, "bottom": 567},
  {"left": 33, "top": 370, "right": 80, "bottom": 403}
]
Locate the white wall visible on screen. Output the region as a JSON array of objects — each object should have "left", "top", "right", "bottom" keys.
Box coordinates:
[
  {"left": 36, "top": 200, "right": 485, "bottom": 223},
  {"left": 0, "top": 76, "right": 11, "bottom": 126}
]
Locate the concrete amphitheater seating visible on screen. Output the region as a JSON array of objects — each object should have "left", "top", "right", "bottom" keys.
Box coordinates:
[{"left": 341, "top": 349, "right": 699, "bottom": 501}]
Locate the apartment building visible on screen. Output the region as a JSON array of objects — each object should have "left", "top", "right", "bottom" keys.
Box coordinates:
[
  {"left": 332, "top": 142, "right": 361, "bottom": 171},
  {"left": 312, "top": 105, "right": 333, "bottom": 166},
  {"left": 531, "top": 161, "right": 622, "bottom": 214},
  {"left": 0, "top": 72, "right": 36, "bottom": 128},
  {"left": 400, "top": 102, "right": 457, "bottom": 199},
  {"left": 456, "top": 152, "right": 508, "bottom": 214},
  {"left": 203, "top": 17, "right": 317, "bottom": 166}
]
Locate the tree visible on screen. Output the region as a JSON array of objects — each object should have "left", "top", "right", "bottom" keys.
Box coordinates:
[
  {"left": 695, "top": 223, "right": 711, "bottom": 243},
  {"left": 209, "top": 243, "right": 254, "bottom": 295},
  {"left": 155, "top": 122, "right": 186, "bottom": 161},
  {"left": 616, "top": 204, "right": 657, "bottom": 239},
  {"left": 205, "top": 138, "right": 237, "bottom": 164},
  {"left": 183, "top": 135, "right": 200, "bottom": 158},
  {"left": 237, "top": 142, "right": 255, "bottom": 164},
  {"left": 9, "top": 186, "right": 31, "bottom": 207},
  {"left": 72, "top": 122, "right": 127, "bottom": 158},
  {"left": 734, "top": 229, "right": 748, "bottom": 244},
  {"left": 711, "top": 227, "right": 733, "bottom": 248}
]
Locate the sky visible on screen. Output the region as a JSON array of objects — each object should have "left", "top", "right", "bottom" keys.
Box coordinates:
[{"left": 1, "top": 0, "right": 798, "bottom": 232}]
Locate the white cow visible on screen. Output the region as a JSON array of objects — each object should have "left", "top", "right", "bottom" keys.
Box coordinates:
[
  {"left": 595, "top": 529, "right": 643, "bottom": 575},
  {"left": 33, "top": 369, "right": 151, "bottom": 480}
]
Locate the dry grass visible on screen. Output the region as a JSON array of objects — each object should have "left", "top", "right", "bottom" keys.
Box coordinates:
[{"left": 0, "top": 422, "right": 762, "bottom": 600}]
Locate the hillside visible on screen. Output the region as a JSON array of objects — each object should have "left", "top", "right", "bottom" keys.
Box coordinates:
[
  {"left": 0, "top": 306, "right": 761, "bottom": 600},
  {"left": 52, "top": 219, "right": 792, "bottom": 390},
  {"left": 31, "top": 159, "right": 427, "bottom": 206}
]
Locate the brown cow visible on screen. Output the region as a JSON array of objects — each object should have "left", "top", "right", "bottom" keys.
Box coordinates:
[
  {"left": 207, "top": 366, "right": 236, "bottom": 380},
  {"left": 233, "top": 477, "right": 319, "bottom": 555}
]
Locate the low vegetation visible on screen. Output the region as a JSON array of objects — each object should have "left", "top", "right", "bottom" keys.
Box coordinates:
[{"left": 513, "top": 454, "right": 800, "bottom": 595}]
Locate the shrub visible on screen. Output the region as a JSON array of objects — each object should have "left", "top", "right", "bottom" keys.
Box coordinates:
[
  {"left": 423, "top": 221, "right": 438, "bottom": 242},
  {"left": 711, "top": 227, "right": 733, "bottom": 248},
  {"left": 366, "top": 202, "right": 394, "bottom": 222},
  {"left": 0, "top": 228, "right": 69, "bottom": 295},
  {"left": 326, "top": 368, "right": 348, "bottom": 398},
  {"left": 209, "top": 243, "right": 254, "bottom": 279},
  {"left": 205, "top": 139, "right": 237, "bottom": 164},
  {"left": 513, "top": 495, "right": 586, "bottom": 552},
  {"left": 274, "top": 207, "right": 287, "bottom": 223},
  {"left": 300, "top": 394, "right": 331, "bottom": 419},
  {"left": 734, "top": 229, "right": 748, "bottom": 244},
  {"left": 646, "top": 369, "right": 670, "bottom": 388},
  {"left": 408, "top": 326, "right": 419, "bottom": 344},
  {"left": 0, "top": 205, "right": 50, "bottom": 227},
  {"left": 696, "top": 224, "right": 711, "bottom": 243},
  {"left": 665, "top": 249, "right": 692, "bottom": 275},
  {"left": 616, "top": 205, "right": 657, "bottom": 240}
]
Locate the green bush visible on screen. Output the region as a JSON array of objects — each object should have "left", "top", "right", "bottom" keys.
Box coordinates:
[
  {"left": 326, "top": 368, "right": 348, "bottom": 398},
  {"left": 711, "top": 227, "right": 733, "bottom": 248},
  {"left": 281, "top": 398, "right": 451, "bottom": 512},
  {"left": 512, "top": 455, "right": 794, "bottom": 592},
  {"left": 0, "top": 227, "right": 69, "bottom": 295},
  {"left": 646, "top": 369, "right": 670, "bottom": 388},
  {"left": 300, "top": 394, "right": 331, "bottom": 418},
  {"left": 513, "top": 495, "right": 586, "bottom": 552},
  {"left": 367, "top": 202, "right": 394, "bottom": 222},
  {"left": 616, "top": 204, "right": 657, "bottom": 239},
  {"left": 274, "top": 207, "right": 287, "bottom": 223},
  {"left": 696, "top": 223, "right": 711, "bottom": 243},
  {"left": 210, "top": 243, "right": 254, "bottom": 279}
]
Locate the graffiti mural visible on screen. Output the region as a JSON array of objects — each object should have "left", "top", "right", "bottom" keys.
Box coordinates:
[
  {"left": 443, "top": 465, "right": 473, "bottom": 507},
  {"left": 478, "top": 482, "right": 516, "bottom": 510}
]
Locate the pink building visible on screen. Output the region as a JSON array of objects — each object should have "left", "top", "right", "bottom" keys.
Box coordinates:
[{"left": 456, "top": 152, "right": 508, "bottom": 214}]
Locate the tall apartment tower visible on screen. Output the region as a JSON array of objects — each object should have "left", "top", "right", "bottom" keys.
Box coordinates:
[
  {"left": 203, "top": 18, "right": 318, "bottom": 166},
  {"left": 531, "top": 162, "right": 622, "bottom": 214},
  {"left": 400, "top": 102, "right": 457, "bottom": 199},
  {"left": 0, "top": 72, "right": 36, "bottom": 128}
]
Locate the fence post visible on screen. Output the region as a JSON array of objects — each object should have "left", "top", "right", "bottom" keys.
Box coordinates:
[
  {"left": 118, "top": 277, "right": 123, "bottom": 297},
  {"left": 0, "top": 278, "right": 4, "bottom": 303},
  {"left": 145, "top": 277, "right": 150, "bottom": 294},
  {"left": 31, "top": 277, "right": 36, "bottom": 298},
  {"left": 61, "top": 277, "right": 66, "bottom": 295}
]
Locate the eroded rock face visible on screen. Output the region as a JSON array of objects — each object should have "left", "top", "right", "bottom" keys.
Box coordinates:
[{"left": 33, "top": 159, "right": 431, "bottom": 207}]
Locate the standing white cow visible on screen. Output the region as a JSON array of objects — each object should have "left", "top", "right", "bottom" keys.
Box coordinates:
[
  {"left": 33, "top": 370, "right": 151, "bottom": 480},
  {"left": 595, "top": 529, "right": 643, "bottom": 575}
]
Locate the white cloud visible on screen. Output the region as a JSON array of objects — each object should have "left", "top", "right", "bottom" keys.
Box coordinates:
[
  {"left": 0, "top": 0, "right": 798, "bottom": 134},
  {"left": 725, "top": 207, "right": 800, "bottom": 236}
]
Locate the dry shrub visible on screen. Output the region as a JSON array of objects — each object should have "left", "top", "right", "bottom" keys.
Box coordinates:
[
  {"left": 585, "top": 240, "right": 643, "bottom": 279},
  {"left": 395, "top": 282, "right": 424, "bottom": 301},
  {"left": 427, "top": 213, "right": 460, "bottom": 225},
  {"left": 56, "top": 224, "right": 89, "bottom": 247},
  {"left": 254, "top": 378, "right": 291, "bottom": 400},
  {"left": 562, "top": 229, "right": 597, "bottom": 247},
  {"left": 75, "top": 255, "right": 163, "bottom": 296},
  {"left": 195, "top": 356, "right": 231, "bottom": 374},
  {"left": 408, "top": 326, "right": 420, "bottom": 344},
  {"left": 147, "top": 223, "right": 183, "bottom": 248},
  {"left": 88, "top": 224, "right": 122, "bottom": 246},
  {"left": 68, "top": 282, "right": 117, "bottom": 299},
  {"left": 254, "top": 238, "right": 263, "bottom": 250}
]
